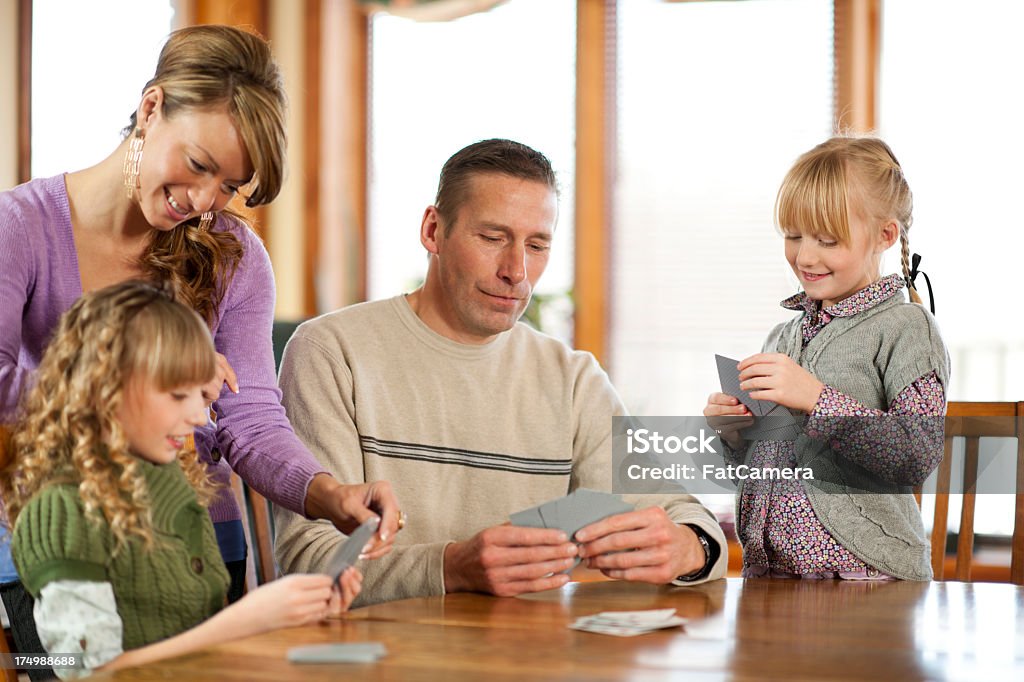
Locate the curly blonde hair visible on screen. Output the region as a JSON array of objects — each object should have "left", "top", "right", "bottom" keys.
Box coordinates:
[{"left": 1, "top": 282, "right": 220, "bottom": 548}]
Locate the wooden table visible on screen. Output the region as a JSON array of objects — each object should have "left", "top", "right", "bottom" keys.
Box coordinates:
[{"left": 98, "top": 578, "right": 1024, "bottom": 681}]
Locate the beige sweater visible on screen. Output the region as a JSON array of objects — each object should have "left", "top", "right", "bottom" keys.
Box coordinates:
[{"left": 274, "top": 296, "right": 726, "bottom": 605}]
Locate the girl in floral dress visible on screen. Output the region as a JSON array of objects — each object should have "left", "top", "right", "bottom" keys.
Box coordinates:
[{"left": 704, "top": 137, "right": 948, "bottom": 580}]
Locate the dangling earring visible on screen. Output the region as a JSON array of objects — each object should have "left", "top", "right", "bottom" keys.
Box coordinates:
[
  {"left": 198, "top": 212, "right": 215, "bottom": 232},
  {"left": 122, "top": 128, "right": 144, "bottom": 199}
]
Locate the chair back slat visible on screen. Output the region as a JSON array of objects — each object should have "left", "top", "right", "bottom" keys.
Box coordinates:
[
  {"left": 245, "top": 486, "right": 277, "bottom": 585},
  {"left": 229, "top": 473, "right": 278, "bottom": 591},
  {"left": 954, "top": 437, "right": 980, "bottom": 581},
  {"left": 0, "top": 425, "right": 19, "bottom": 682},
  {"left": 931, "top": 434, "right": 954, "bottom": 580},
  {"left": 933, "top": 402, "right": 1023, "bottom": 585},
  {"left": 1011, "top": 403, "right": 1024, "bottom": 585},
  {"left": 230, "top": 473, "right": 259, "bottom": 592}
]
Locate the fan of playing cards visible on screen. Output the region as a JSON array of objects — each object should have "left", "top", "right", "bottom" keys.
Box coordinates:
[
  {"left": 509, "top": 488, "right": 635, "bottom": 540},
  {"left": 715, "top": 354, "right": 804, "bottom": 441},
  {"left": 570, "top": 609, "right": 687, "bottom": 637}
]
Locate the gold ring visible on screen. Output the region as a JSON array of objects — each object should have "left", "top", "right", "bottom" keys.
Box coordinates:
[{"left": 397, "top": 510, "right": 407, "bottom": 530}]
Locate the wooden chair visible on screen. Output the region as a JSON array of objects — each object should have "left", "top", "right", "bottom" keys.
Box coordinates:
[
  {"left": 926, "top": 401, "right": 1024, "bottom": 584},
  {"left": 0, "top": 425, "right": 19, "bottom": 682},
  {"left": 230, "top": 473, "right": 278, "bottom": 592}
]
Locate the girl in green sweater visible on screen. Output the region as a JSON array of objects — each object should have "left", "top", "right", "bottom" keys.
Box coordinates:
[{"left": 2, "top": 281, "right": 362, "bottom": 678}]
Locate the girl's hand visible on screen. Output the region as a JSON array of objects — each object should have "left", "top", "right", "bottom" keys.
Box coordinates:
[
  {"left": 703, "top": 392, "right": 753, "bottom": 450},
  {"left": 333, "top": 567, "right": 363, "bottom": 614},
  {"left": 233, "top": 573, "right": 345, "bottom": 635},
  {"left": 201, "top": 352, "right": 239, "bottom": 406},
  {"left": 96, "top": 570, "right": 364, "bottom": 672},
  {"left": 737, "top": 353, "right": 824, "bottom": 413}
]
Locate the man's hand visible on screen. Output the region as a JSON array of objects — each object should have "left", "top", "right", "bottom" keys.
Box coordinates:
[
  {"left": 575, "top": 507, "right": 707, "bottom": 584},
  {"left": 444, "top": 525, "right": 578, "bottom": 597},
  {"left": 737, "top": 352, "right": 824, "bottom": 413},
  {"left": 304, "top": 474, "right": 401, "bottom": 559}
]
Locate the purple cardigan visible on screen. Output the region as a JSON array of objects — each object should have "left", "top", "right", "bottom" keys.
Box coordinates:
[{"left": 0, "top": 175, "right": 326, "bottom": 524}]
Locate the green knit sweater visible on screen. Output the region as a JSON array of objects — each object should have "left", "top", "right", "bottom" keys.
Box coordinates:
[{"left": 12, "top": 460, "right": 229, "bottom": 650}]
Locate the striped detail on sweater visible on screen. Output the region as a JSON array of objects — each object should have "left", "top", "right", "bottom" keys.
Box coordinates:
[{"left": 359, "top": 435, "right": 571, "bottom": 476}]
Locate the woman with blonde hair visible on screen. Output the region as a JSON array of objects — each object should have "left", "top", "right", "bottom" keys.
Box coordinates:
[
  {"left": 4, "top": 281, "right": 363, "bottom": 678},
  {"left": 0, "top": 25, "right": 399, "bottom": 674}
]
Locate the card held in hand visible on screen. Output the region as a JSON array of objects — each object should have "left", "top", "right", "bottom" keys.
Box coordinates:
[
  {"left": 325, "top": 516, "right": 379, "bottom": 581},
  {"left": 714, "top": 354, "right": 803, "bottom": 442},
  {"left": 510, "top": 488, "right": 634, "bottom": 541}
]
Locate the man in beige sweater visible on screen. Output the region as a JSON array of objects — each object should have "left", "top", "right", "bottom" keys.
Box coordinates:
[{"left": 274, "top": 139, "right": 727, "bottom": 605}]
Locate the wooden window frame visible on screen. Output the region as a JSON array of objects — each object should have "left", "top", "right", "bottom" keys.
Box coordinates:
[
  {"left": 186, "top": 1, "right": 881, "bottom": 333},
  {"left": 574, "top": 0, "right": 614, "bottom": 364},
  {"left": 16, "top": 0, "right": 879, "bottom": 330},
  {"left": 17, "top": 0, "right": 31, "bottom": 185},
  {"left": 834, "top": 0, "right": 880, "bottom": 134}
]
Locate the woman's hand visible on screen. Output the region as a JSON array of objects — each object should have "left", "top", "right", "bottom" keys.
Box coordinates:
[
  {"left": 201, "top": 352, "right": 239, "bottom": 406},
  {"left": 703, "top": 392, "right": 753, "bottom": 450},
  {"left": 305, "top": 475, "right": 402, "bottom": 559},
  {"left": 737, "top": 353, "right": 824, "bottom": 413}
]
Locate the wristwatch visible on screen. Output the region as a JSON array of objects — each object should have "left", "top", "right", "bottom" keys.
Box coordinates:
[{"left": 674, "top": 524, "right": 717, "bottom": 583}]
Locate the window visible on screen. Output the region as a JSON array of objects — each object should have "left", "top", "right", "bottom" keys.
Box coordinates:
[
  {"left": 611, "top": 0, "right": 834, "bottom": 415},
  {"left": 609, "top": 0, "right": 833, "bottom": 524},
  {"left": 31, "top": 0, "right": 174, "bottom": 178},
  {"left": 878, "top": 0, "right": 1024, "bottom": 402},
  {"left": 879, "top": 0, "right": 1024, "bottom": 536},
  {"left": 368, "top": 0, "right": 577, "bottom": 341}
]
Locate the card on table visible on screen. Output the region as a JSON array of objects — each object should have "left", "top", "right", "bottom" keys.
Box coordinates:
[
  {"left": 287, "top": 643, "right": 387, "bottom": 664},
  {"left": 715, "top": 354, "right": 803, "bottom": 441},
  {"left": 569, "top": 609, "right": 687, "bottom": 637},
  {"left": 324, "top": 516, "right": 379, "bottom": 581}
]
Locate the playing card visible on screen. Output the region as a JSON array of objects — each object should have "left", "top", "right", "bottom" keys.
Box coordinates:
[
  {"left": 570, "top": 622, "right": 654, "bottom": 637},
  {"left": 715, "top": 354, "right": 803, "bottom": 442},
  {"left": 570, "top": 609, "right": 687, "bottom": 637},
  {"left": 509, "top": 506, "right": 546, "bottom": 529},
  {"left": 715, "top": 354, "right": 775, "bottom": 417},
  {"left": 287, "top": 643, "right": 387, "bottom": 664},
  {"left": 738, "top": 403, "right": 803, "bottom": 441},
  {"left": 590, "top": 609, "right": 678, "bottom": 624},
  {"left": 560, "top": 489, "right": 634, "bottom": 540},
  {"left": 510, "top": 489, "right": 634, "bottom": 541},
  {"left": 536, "top": 501, "right": 560, "bottom": 530},
  {"left": 324, "top": 516, "right": 379, "bottom": 581}
]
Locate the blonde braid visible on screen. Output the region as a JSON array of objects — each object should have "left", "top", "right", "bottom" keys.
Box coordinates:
[{"left": 899, "top": 228, "right": 922, "bottom": 305}]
